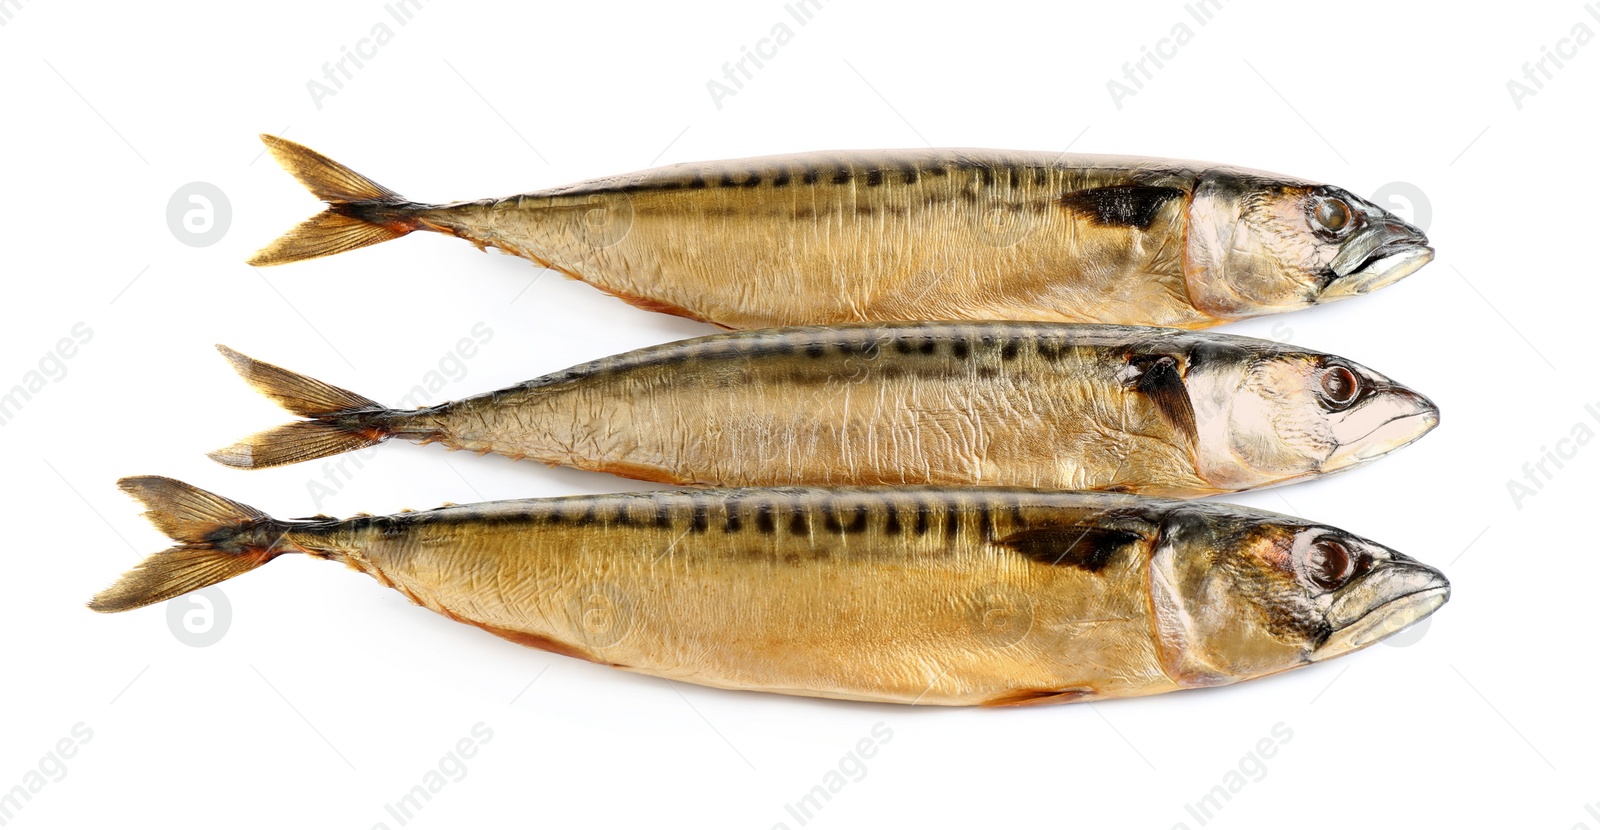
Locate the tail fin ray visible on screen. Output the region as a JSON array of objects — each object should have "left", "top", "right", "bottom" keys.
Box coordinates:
[
  {"left": 121, "top": 474, "right": 269, "bottom": 543},
  {"left": 250, "top": 212, "right": 409, "bottom": 266},
  {"left": 210, "top": 421, "right": 386, "bottom": 469},
  {"left": 211, "top": 346, "right": 400, "bottom": 470},
  {"left": 248, "top": 134, "right": 417, "bottom": 267},
  {"left": 218, "top": 344, "right": 378, "bottom": 417},
  {"left": 89, "top": 477, "right": 288, "bottom": 613},
  {"left": 258, "top": 134, "right": 402, "bottom": 203}
]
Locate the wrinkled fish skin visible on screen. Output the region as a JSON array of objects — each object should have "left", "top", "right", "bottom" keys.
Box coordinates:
[
  {"left": 214, "top": 323, "right": 1440, "bottom": 498},
  {"left": 251, "top": 139, "right": 1433, "bottom": 329},
  {"left": 91, "top": 480, "right": 1450, "bottom": 707}
]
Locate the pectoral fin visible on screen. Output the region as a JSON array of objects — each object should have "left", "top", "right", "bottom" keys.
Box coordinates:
[
  {"left": 1059, "top": 185, "right": 1184, "bottom": 229},
  {"left": 994, "top": 526, "right": 1148, "bottom": 572},
  {"left": 1125, "top": 354, "right": 1198, "bottom": 446}
]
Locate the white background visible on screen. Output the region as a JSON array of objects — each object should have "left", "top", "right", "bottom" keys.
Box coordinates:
[{"left": 2, "top": 0, "right": 1595, "bottom": 827}]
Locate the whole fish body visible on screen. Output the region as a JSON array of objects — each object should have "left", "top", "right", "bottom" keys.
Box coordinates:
[
  {"left": 91, "top": 478, "right": 1449, "bottom": 706},
  {"left": 250, "top": 137, "right": 1433, "bottom": 329},
  {"left": 212, "top": 323, "right": 1438, "bottom": 497}
]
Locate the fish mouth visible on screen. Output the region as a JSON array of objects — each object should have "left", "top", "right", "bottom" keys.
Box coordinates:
[
  {"left": 1314, "top": 562, "right": 1450, "bottom": 660},
  {"left": 1321, "top": 391, "right": 1440, "bottom": 471},
  {"left": 1355, "top": 410, "right": 1438, "bottom": 460},
  {"left": 1321, "top": 224, "right": 1433, "bottom": 300}
]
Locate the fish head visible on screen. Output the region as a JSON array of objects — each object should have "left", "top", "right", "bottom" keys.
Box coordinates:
[
  {"left": 1149, "top": 505, "right": 1449, "bottom": 687},
  {"left": 1184, "top": 344, "right": 1439, "bottom": 489},
  {"left": 1184, "top": 171, "right": 1433, "bottom": 320}
]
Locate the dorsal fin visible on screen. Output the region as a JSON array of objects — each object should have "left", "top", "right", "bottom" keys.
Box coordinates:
[
  {"left": 1059, "top": 185, "right": 1184, "bottom": 229},
  {"left": 1125, "top": 354, "right": 1198, "bottom": 446},
  {"left": 994, "top": 526, "right": 1147, "bottom": 572}
]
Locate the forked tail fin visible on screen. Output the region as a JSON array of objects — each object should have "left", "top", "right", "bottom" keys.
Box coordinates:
[
  {"left": 89, "top": 477, "right": 294, "bottom": 613},
  {"left": 208, "top": 345, "right": 402, "bottom": 470},
  {"left": 248, "top": 134, "right": 421, "bottom": 266}
]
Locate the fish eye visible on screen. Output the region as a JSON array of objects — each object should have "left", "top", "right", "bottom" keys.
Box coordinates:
[
  {"left": 1312, "top": 196, "right": 1352, "bottom": 236},
  {"left": 1318, "top": 365, "right": 1360, "bottom": 409},
  {"left": 1306, "top": 538, "right": 1356, "bottom": 590}
]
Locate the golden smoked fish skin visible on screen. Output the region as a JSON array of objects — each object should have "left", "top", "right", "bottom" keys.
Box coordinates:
[
  {"left": 91, "top": 479, "right": 1449, "bottom": 707},
  {"left": 213, "top": 324, "right": 1439, "bottom": 498},
  {"left": 249, "top": 138, "right": 1433, "bottom": 330}
]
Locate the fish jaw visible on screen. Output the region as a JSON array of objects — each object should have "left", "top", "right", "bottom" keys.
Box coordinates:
[
  {"left": 1313, "top": 558, "right": 1450, "bottom": 660},
  {"left": 1320, "top": 387, "right": 1441, "bottom": 472},
  {"left": 1320, "top": 224, "right": 1434, "bottom": 301}
]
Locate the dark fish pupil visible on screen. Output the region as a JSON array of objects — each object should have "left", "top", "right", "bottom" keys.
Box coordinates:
[
  {"left": 1310, "top": 539, "right": 1352, "bottom": 589},
  {"left": 1321, "top": 366, "right": 1358, "bottom": 404},
  {"left": 1316, "top": 198, "right": 1350, "bottom": 232}
]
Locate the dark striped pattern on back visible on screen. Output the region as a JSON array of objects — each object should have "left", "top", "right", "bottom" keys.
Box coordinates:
[
  {"left": 356, "top": 488, "right": 1166, "bottom": 555},
  {"left": 525, "top": 151, "right": 1198, "bottom": 203},
  {"left": 505, "top": 322, "right": 1219, "bottom": 394},
  {"left": 585, "top": 156, "right": 1038, "bottom": 197}
]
